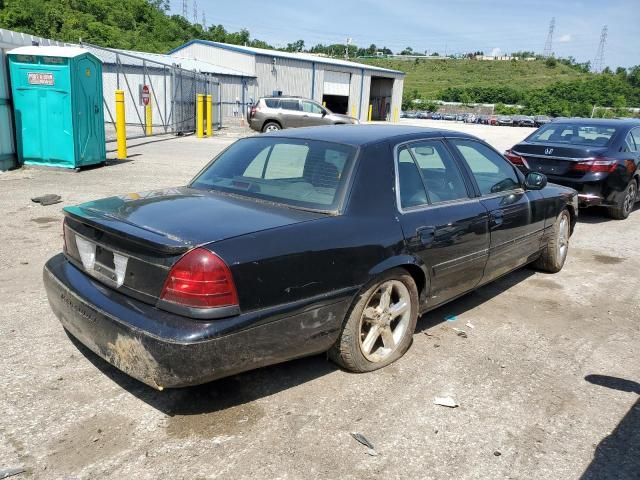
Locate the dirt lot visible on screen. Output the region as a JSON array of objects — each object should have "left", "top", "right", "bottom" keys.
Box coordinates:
[{"left": 0, "top": 123, "right": 638, "bottom": 480}]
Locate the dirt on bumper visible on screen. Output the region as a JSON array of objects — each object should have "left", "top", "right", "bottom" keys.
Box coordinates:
[{"left": 43, "top": 254, "right": 349, "bottom": 390}]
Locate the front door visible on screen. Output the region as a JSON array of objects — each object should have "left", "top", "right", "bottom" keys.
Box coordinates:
[
  {"left": 278, "top": 99, "right": 304, "bottom": 128},
  {"left": 301, "top": 100, "right": 329, "bottom": 126},
  {"left": 448, "top": 138, "right": 546, "bottom": 283},
  {"left": 395, "top": 139, "right": 490, "bottom": 307}
]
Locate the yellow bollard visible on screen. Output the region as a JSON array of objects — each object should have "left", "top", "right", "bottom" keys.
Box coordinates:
[
  {"left": 115, "top": 90, "right": 127, "bottom": 160},
  {"left": 206, "top": 94, "right": 213, "bottom": 137},
  {"left": 351, "top": 104, "right": 356, "bottom": 118},
  {"left": 145, "top": 101, "right": 152, "bottom": 136},
  {"left": 368, "top": 104, "right": 373, "bottom": 122},
  {"left": 196, "top": 94, "right": 205, "bottom": 138},
  {"left": 393, "top": 107, "right": 398, "bottom": 123},
  {"left": 323, "top": 101, "right": 327, "bottom": 108}
]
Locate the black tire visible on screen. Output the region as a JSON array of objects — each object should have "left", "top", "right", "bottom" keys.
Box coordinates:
[
  {"left": 329, "top": 268, "right": 419, "bottom": 372},
  {"left": 533, "top": 208, "right": 571, "bottom": 273},
  {"left": 608, "top": 179, "right": 637, "bottom": 220},
  {"left": 262, "top": 121, "right": 281, "bottom": 133}
]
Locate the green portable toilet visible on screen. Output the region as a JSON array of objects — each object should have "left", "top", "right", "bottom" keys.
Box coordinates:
[{"left": 7, "top": 46, "right": 106, "bottom": 169}]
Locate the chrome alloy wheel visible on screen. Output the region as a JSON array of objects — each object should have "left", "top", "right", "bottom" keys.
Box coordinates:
[
  {"left": 358, "top": 280, "right": 412, "bottom": 363},
  {"left": 557, "top": 213, "right": 570, "bottom": 261},
  {"left": 623, "top": 182, "right": 637, "bottom": 217},
  {"left": 264, "top": 124, "right": 280, "bottom": 132}
]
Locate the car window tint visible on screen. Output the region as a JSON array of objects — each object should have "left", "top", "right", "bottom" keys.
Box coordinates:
[
  {"left": 302, "top": 101, "right": 323, "bottom": 114},
  {"left": 409, "top": 141, "right": 468, "bottom": 203},
  {"left": 529, "top": 123, "right": 617, "bottom": 146},
  {"left": 450, "top": 139, "right": 520, "bottom": 195},
  {"left": 397, "top": 147, "right": 428, "bottom": 208},
  {"left": 264, "top": 99, "right": 280, "bottom": 108},
  {"left": 628, "top": 128, "right": 640, "bottom": 152},
  {"left": 190, "top": 138, "right": 356, "bottom": 210},
  {"left": 263, "top": 144, "right": 308, "bottom": 179},
  {"left": 280, "top": 99, "right": 300, "bottom": 111}
]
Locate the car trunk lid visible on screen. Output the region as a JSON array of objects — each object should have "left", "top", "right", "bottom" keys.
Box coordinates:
[
  {"left": 513, "top": 143, "right": 609, "bottom": 176},
  {"left": 62, "top": 186, "right": 324, "bottom": 304}
]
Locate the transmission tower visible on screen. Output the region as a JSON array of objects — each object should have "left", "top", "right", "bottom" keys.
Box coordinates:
[
  {"left": 543, "top": 17, "right": 555, "bottom": 57},
  {"left": 593, "top": 25, "right": 608, "bottom": 73},
  {"left": 193, "top": 0, "right": 198, "bottom": 24},
  {"left": 181, "top": 0, "right": 188, "bottom": 19},
  {"left": 202, "top": 11, "right": 206, "bottom": 29}
]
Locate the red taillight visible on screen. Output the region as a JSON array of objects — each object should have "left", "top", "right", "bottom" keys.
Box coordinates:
[
  {"left": 571, "top": 158, "right": 618, "bottom": 173},
  {"left": 505, "top": 150, "right": 528, "bottom": 168},
  {"left": 160, "top": 248, "right": 238, "bottom": 309},
  {"left": 249, "top": 106, "right": 257, "bottom": 118}
]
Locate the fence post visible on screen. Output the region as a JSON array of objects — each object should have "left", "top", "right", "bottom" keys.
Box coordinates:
[
  {"left": 197, "top": 94, "right": 205, "bottom": 138},
  {"left": 115, "top": 90, "right": 127, "bottom": 159},
  {"left": 368, "top": 104, "right": 373, "bottom": 122},
  {"left": 206, "top": 94, "right": 213, "bottom": 137},
  {"left": 145, "top": 100, "right": 152, "bottom": 136}
]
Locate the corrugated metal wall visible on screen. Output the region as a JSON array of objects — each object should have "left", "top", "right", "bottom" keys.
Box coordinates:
[{"left": 175, "top": 43, "right": 255, "bottom": 76}]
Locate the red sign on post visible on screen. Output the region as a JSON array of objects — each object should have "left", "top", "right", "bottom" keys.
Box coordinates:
[{"left": 141, "top": 85, "right": 150, "bottom": 106}]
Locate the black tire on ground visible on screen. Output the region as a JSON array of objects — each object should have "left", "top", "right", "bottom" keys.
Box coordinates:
[
  {"left": 328, "top": 268, "right": 419, "bottom": 373},
  {"left": 262, "top": 121, "right": 281, "bottom": 133},
  {"left": 533, "top": 208, "right": 571, "bottom": 273},
  {"left": 607, "top": 179, "right": 638, "bottom": 220}
]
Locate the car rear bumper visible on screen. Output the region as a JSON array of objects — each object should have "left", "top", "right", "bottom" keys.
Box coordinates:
[{"left": 44, "top": 254, "right": 351, "bottom": 390}]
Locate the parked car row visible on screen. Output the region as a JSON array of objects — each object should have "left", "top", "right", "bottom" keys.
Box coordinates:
[{"left": 401, "top": 111, "right": 552, "bottom": 127}]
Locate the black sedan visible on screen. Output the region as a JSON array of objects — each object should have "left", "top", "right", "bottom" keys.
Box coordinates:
[
  {"left": 506, "top": 118, "right": 640, "bottom": 219},
  {"left": 44, "top": 126, "right": 578, "bottom": 390}
]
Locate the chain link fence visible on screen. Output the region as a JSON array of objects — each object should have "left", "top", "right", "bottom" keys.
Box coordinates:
[{"left": 81, "top": 43, "right": 221, "bottom": 142}]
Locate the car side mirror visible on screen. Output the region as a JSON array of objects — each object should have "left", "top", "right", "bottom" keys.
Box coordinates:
[
  {"left": 524, "top": 172, "right": 547, "bottom": 190},
  {"left": 321, "top": 109, "right": 328, "bottom": 117}
]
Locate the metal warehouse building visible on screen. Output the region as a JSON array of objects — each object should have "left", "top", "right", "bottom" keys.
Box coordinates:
[{"left": 169, "top": 40, "right": 405, "bottom": 122}]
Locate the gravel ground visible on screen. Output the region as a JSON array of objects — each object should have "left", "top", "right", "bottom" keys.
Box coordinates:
[{"left": 0, "top": 123, "right": 638, "bottom": 480}]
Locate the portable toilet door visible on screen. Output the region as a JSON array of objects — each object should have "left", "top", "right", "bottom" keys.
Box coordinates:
[{"left": 7, "top": 46, "right": 105, "bottom": 169}]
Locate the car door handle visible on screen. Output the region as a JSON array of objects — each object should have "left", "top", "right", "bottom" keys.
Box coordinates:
[
  {"left": 417, "top": 226, "right": 436, "bottom": 246},
  {"left": 490, "top": 210, "right": 504, "bottom": 228}
]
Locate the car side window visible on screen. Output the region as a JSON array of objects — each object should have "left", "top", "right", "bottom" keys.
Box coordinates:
[
  {"left": 450, "top": 139, "right": 520, "bottom": 195},
  {"left": 627, "top": 128, "right": 640, "bottom": 152},
  {"left": 397, "top": 146, "right": 428, "bottom": 208},
  {"left": 302, "top": 101, "right": 323, "bottom": 114},
  {"left": 280, "top": 99, "right": 301, "bottom": 111},
  {"left": 408, "top": 141, "right": 469, "bottom": 203},
  {"left": 264, "top": 99, "right": 280, "bottom": 108}
]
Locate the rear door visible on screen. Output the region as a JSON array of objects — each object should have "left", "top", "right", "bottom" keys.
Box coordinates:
[
  {"left": 448, "top": 138, "right": 546, "bottom": 283},
  {"left": 395, "top": 139, "right": 490, "bottom": 306},
  {"left": 279, "top": 99, "right": 303, "bottom": 128}
]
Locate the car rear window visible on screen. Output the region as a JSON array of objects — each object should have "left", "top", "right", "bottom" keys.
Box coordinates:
[
  {"left": 190, "top": 137, "right": 357, "bottom": 212},
  {"left": 528, "top": 123, "right": 618, "bottom": 146}
]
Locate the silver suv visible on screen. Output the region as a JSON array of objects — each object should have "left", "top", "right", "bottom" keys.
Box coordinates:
[{"left": 248, "top": 97, "right": 359, "bottom": 132}]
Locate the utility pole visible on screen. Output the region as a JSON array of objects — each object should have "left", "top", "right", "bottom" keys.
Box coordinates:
[
  {"left": 181, "top": 0, "right": 188, "bottom": 19},
  {"left": 345, "top": 38, "right": 352, "bottom": 60},
  {"left": 543, "top": 17, "right": 555, "bottom": 57},
  {"left": 593, "top": 25, "right": 608, "bottom": 73}
]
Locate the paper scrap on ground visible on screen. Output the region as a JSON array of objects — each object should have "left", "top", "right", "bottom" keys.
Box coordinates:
[{"left": 434, "top": 396, "right": 459, "bottom": 408}]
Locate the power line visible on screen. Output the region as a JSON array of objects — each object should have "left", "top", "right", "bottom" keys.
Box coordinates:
[
  {"left": 543, "top": 17, "right": 555, "bottom": 57},
  {"left": 592, "top": 25, "right": 608, "bottom": 73}
]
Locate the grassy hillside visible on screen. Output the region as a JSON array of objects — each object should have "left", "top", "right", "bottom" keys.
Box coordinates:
[{"left": 359, "top": 58, "right": 588, "bottom": 100}]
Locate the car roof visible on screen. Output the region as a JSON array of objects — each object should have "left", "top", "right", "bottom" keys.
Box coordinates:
[
  {"left": 551, "top": 118, "right": 640, "bottom": 126},
  {"left": 262, "top": 124, "right": 477, "bottom": 146}
]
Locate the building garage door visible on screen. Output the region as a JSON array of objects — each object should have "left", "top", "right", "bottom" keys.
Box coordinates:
[
  {"left": 0, "top": 48, "right": 15, "bottom": 170},
  {"left": 323, "top": 70, "right": 350, "bottom": 114}
]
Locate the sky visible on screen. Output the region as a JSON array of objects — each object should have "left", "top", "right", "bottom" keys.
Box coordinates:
[{"left": 172, "top": 0, "right": 640, "bottom": 68}]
